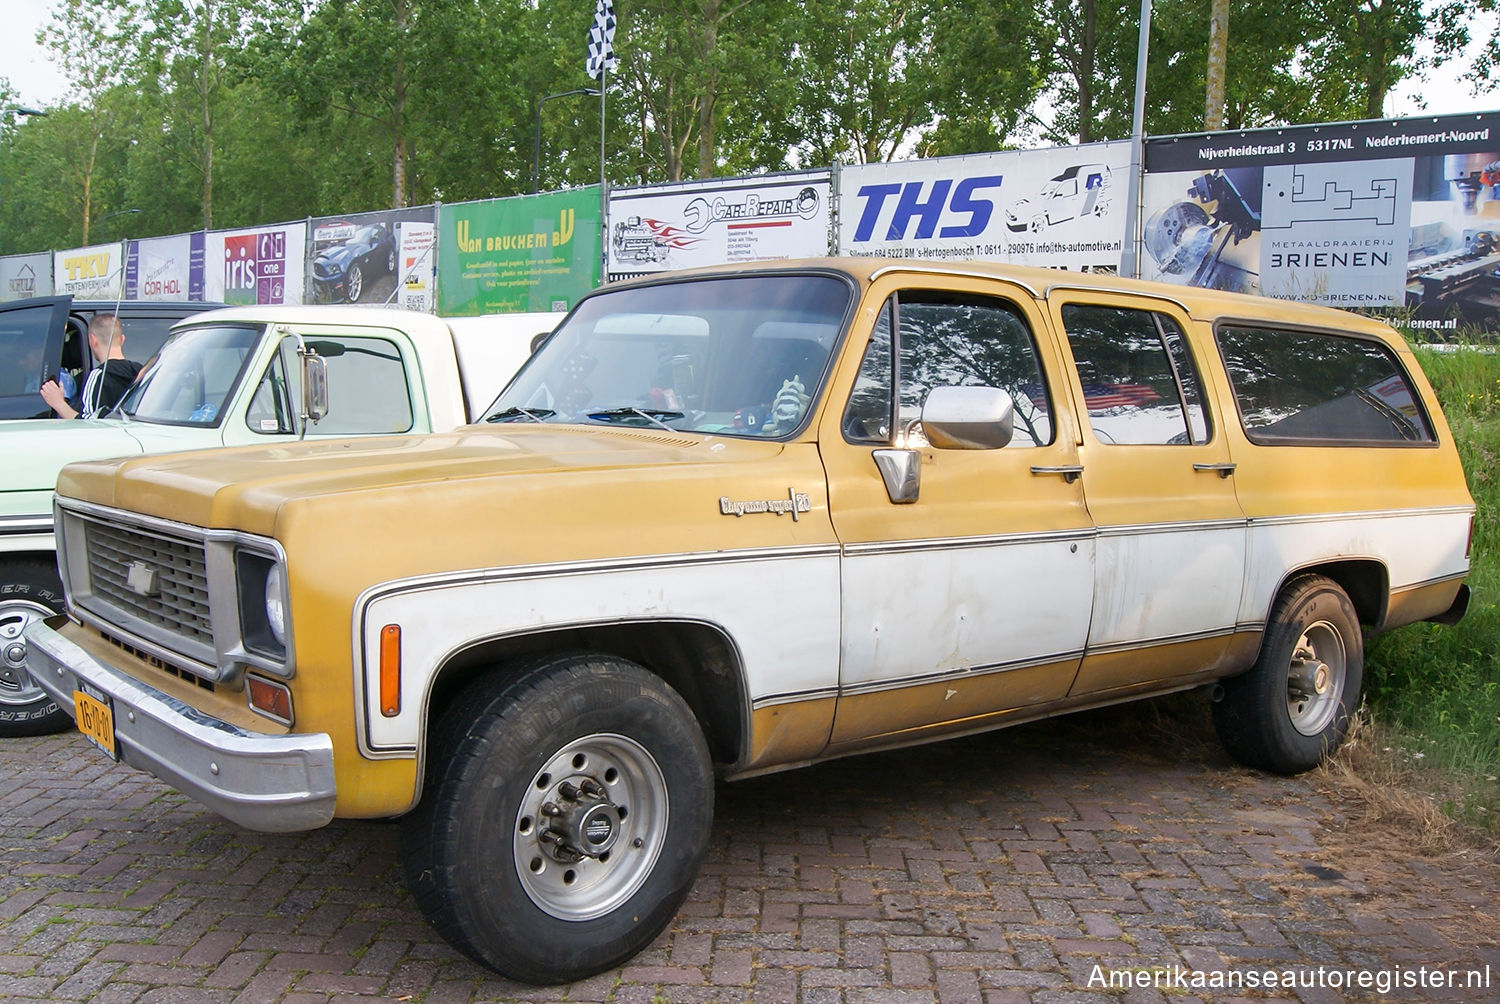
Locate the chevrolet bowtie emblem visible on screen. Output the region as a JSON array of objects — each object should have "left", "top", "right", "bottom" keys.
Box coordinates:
[{"left": 126, "top": 561, "right": 161, "bottom": 598}]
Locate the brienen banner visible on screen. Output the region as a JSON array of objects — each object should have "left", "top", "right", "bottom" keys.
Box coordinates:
[
  {"left": 837, "top": 142, "right": 1131, "bottom": 269},
  {"left": 1142, "top": 112, "right": 1500, "bottom": 333},
  {"left": 607, "top": 172, "right": 831, "bottom": 280},
  {"left": 437, "top": 188, "right": 601, "bottom": 316}
]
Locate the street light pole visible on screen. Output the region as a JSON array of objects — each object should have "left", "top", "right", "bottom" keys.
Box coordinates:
[{"left": 532, "top": 88, "right": 602, "bottom": 194}]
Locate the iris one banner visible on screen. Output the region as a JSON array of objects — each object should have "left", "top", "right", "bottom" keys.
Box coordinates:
[
  {"left": 606, "top": 172, "right": 832, "bottom": 280},
  {"left": 836, "top": 142, "right": 1131, "bottom": 269},
  {"left": 437, "top": 189, "right": 601, "bottom": 316},
  {"left": 1141, "top": 112, "right": 1500, "bottom": 333},
  {"left": 205, "top": 221, "right": 307, "bottom": 305}
]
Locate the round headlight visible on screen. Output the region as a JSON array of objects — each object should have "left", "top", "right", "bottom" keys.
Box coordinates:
[{"left": 264, "top": 563, "right": 287, "bottom": 646}]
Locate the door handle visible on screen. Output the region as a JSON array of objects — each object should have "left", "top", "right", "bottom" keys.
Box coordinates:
[
  {"left": 1193, "top": 462, "right": 1237, "bottom": 479},
  {"left": 1030, "top": 464, "right": 1083, "bottom": 484}
]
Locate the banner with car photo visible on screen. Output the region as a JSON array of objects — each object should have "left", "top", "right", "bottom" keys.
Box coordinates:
[
  {"left": 1141, "top": 112, "right": 1500, "bottom": 336},
  {"left": 125, "top": 233, "right": 206, "bottom": 301},
  {"left": 437, "top": 188, "right": 602, "bottom": 316},
  {"left": 0, "top": 253, "right": 53, "bottom": 302},
  {"left": 836, "top": 141, "right": 1131, "bottom": 269},
  {"left": 204, "top": 220, "right": 308, "bottom": 306},
  {"left": 307, "top": 207, "right": 437, "bottom": 309},
  {"left": 606, "top": 172, "right": 831, "bottom": 281},
  {"left": 52, "top": 242, "right": 126, "bottom": 299}
]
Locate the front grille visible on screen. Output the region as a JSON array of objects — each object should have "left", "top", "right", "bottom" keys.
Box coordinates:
[{"left": 83, "top": 520, "right": 213, "bottom": 647}]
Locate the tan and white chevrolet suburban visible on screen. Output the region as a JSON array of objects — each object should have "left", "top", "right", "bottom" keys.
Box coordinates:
[{"left": 25, "top": 258, "right": 1473, "bottom": 984}]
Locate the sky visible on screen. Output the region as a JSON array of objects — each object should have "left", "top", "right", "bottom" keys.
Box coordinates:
[{"left": 3, "top": 0, "right": 1496, "bottom": 126}]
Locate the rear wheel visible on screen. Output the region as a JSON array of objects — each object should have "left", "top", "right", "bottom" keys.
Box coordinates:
[
  {"left": 0, "top": 560, "right": 71, "bottom": 737},
  {"left": 402, "top": 653, "right": 714, "bottom": 984},
  {"left": 1213, "top": 574, "right": 1363, "bottom": 774}
]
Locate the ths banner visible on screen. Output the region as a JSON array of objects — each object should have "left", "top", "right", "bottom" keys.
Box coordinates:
[
  {"left": 307, "top": 206, "right": 438, "bottom": 308},
  {"left": 126, "top": 233, "right": 206, "bottom": 301},
  {"left": 607, "top": 173, "right": 831, "bottom": 280},
  {"left": 0, "top": 253, "right": 53, "bottom": 302},
  {"left": 53, "top": 242, "right": 125, "bottom": 299},
  {"left": 837, "top": 142, "right": 1131, "bottom": 269},
  {"left": 205, "top": 221, "right": 308, "bottom": 305},
  {"left": 1142, "top": 112, "right": 1500, "bottom": 333},
  {"left": 438, "top": 189, "right": 601, "bottom": 316}
]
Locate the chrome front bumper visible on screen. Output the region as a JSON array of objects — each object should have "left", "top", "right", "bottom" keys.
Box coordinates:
[{"left": 24, "top": 616, "right": 336, "bottom": 832}]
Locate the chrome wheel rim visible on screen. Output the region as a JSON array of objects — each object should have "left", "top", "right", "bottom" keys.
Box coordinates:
[
  {"left": 513, "top": 732, "right": 668, "bottom": 921},
  {"left": 1286, "top": 620, "right": 1345, "bottom": 737},
  {"left": 0, "top": 598, "right": 53, "bottom": 706},
  {"left": 347, "top": 266, "right": 363, "bottom": 301}
]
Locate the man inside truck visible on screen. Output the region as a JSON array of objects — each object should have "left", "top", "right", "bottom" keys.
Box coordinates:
[{"left": 39, "top": 314, "right": 142, "bottom": 419}]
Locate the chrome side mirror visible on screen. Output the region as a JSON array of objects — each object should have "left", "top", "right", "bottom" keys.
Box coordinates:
[{"left": 920, "top": 386, "right": 1014, "bottom": 450}]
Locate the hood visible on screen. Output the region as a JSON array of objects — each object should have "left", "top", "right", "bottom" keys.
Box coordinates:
[
  {"left": 0, "top": 418, "right": 146, "bottom": 501},
  {"left": 314, "top": 244, "right": 357, "bottom": 270},
  {"left": 55, "top": 424, "right": 792, "bottom": 538}
]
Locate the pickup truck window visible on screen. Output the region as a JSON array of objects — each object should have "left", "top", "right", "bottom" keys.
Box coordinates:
[
  {"left": 1061, "top": 304, "right": 1210, "bottom": 446},
  {"left": 843, "top": 291, "right": 1053, "bottom": 447},
  {"left": 246, "top": 335, "right": 415, "bottom": 436},
  {"left": 117, "top": 324, "right": 260, "bottom": 427},
  {"left": 486, "top": 274, "right": 850, "bottom": 439},
  {"left": 1217, "top": 325, "right": 1436, "bottom": 444}
]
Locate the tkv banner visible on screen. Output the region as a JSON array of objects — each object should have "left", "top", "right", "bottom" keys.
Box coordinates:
[
  {"left": 53, "top": 242, "right": 125, "bottom": 299},
  {"left": 307, "top": 206, "right": 438, "bottom": 309},
  {"left": 0, "top": 253, "right": 52, "bottom": 302},
  {"left": 837, "top": 141, "right": 1131, "bottom": 269},
  {"left": 437, "top": 188, "right": 602, "bottom": 316},
  {"left": 205, "top": 221, "right": 308, "bottom": 305},
  {"left": 125, "top": 233, "right": 206, "bottom": 301},
  {"left": 1142, "top": 111, "right": 1500, "bottom": 333},
  {"left": 606, "top": 172, "right": 831, "bottom": 280}
]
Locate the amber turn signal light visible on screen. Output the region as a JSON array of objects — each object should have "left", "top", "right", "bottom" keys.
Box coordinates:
[{"left": 380, "top": 624, "right": 402, "bottom": 717}]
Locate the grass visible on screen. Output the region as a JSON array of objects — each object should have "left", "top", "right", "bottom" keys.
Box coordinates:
[{"left": 1351, "top": 341, "right": 1500, "bottom": 845}]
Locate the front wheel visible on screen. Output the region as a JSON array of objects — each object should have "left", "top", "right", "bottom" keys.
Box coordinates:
[
  {"left": 345, "top": 264, "right": 364, "bottom": 302},
  {"left": 1213, "top": 574, "right": 1363, "bottom": 774},
  {"left": 402, "top": 653, "right": 714, "bottom": 985},
  {"left": 0, "top": 560, "right": 71, "bottom": 736}
]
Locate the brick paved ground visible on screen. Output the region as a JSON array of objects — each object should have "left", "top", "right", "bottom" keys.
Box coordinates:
[{"left": 2, "top": 700, "right": 1497, "bottom": 1003}]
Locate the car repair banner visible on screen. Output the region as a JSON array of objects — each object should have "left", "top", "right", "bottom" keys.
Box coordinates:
[
  {"left": 606, "top": 172, "right": 832, "bottom": 281},
  {"left": 307, "top": 207, "right": 437, "bottom": 309},
  {"left": 53, "top": 242, "right": 126, "bottom": 299},
  {"left": 125, "top": 233, "right": 206, "bottom": 300},
  {"left": 0, "top": 253, "right": 53, "bottom": 302},
  {"left": 836, "top": 141, "right": 1131, "bottom": 269},
  {"left": 205, "top": 221, "right": 308, "bottom": 305},
  {"left": 1141, "top": 111, "right": 1500, "bottom": 333},
  {"left": 437, "top": 188, "right": 602, "bottom": 316}
]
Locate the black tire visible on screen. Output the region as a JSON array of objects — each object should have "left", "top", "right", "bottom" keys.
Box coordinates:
[
  {"left": 1213, "top": 574, "right": 1363, "bottom": 774},
  {"left": 402, "top": 653, "right": 714, "bottom": 985},
  {"left": 0, "top": 559, "right": 71, "bottom": 737}
]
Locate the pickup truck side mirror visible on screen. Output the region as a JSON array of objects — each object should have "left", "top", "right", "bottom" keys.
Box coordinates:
[
  {"left": 871, "top": 386, "right": 1016, "bottom": 505},
  {"left": 300, "top": 348, "right": 329, "bottom": 428}
]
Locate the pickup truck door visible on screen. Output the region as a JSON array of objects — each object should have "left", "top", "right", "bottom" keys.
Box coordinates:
[
  {"left": 819, "top": 276, "right": 1095, "bottom": 752},
  {"left": 1043, "top": 292, "right": 1250, "bottom": 698},
  {"left": 0, "top": 296, "right": 72, "bottom": 420}
]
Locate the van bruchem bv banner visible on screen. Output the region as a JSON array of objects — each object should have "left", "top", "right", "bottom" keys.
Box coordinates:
[
  {"left": 837, "top": 142, "right": 1131, "bottom": 269},
  {"left": 607, "top": 172, "right": 831, "bottom": 280},
  {"left": 53, "top": 242, "right": 125, "bottom": 299},
  {"left": 438, "top": 188, "right": 601, "bottom": 316},
  {"left": 205, "top": 221, "right": 308, "bottom": 305},
  {"left": 0, "top": 253, "right": 53, "bottom": 302},
  {"left": 126, "top": 233, "right": 206, "bottom": 301},
  {"left": 1142, "top": 112, "right": 1500, "bottom": 332},
  {"left": 307, "top": 206, "right": 438, "bottom": 309}
]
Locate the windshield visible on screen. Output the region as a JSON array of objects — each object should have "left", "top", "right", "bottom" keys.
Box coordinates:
[
  {"left": 484, "top": 274, "right": 852, "bottom": 438},
  {"left": 117, "top": 324, "right": 261, "bottom": 426}
]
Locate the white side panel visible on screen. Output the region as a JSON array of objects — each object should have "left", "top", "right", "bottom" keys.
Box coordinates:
[
  {"left": 357, "top": 550, "right": 842, "bottom": 752},
  {"left": 839, "top": 536, "right": 1094, "bottom": 690},
  {"left": 1090, "top": 524, "right": 1246, "bottom": 647},
  {"left": 1241, "top": 508, "right": 1472, "bottom": 624}
]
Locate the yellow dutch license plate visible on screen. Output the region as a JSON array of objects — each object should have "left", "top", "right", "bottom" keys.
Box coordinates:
[{"left": 73, "top": 689, "right": 118, "bottom": 760}]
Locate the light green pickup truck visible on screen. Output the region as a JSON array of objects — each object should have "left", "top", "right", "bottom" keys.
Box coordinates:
[{"left": 0, "top": 304, "right": 559, "bottom": 734}]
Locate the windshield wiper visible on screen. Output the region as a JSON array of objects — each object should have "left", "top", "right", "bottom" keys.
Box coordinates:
[
  {"left": 486, "top": 406, "right": 555, "bottom": 424},
  {"left": 586, "top": 407, "right": 685, "bottom": 432}
]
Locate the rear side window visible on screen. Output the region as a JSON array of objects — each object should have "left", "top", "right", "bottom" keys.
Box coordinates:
[
  {"left": 1060, "top": 304, "right": 1210, "bottom": 446},
  {"left": 1217, "top": 326, "right": 1435, "bottom": 445}
]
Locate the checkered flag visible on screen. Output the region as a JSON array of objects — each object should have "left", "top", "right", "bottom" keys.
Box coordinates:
[{"left": 586, "top": 0, "right": 617, "bottom": 80}]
